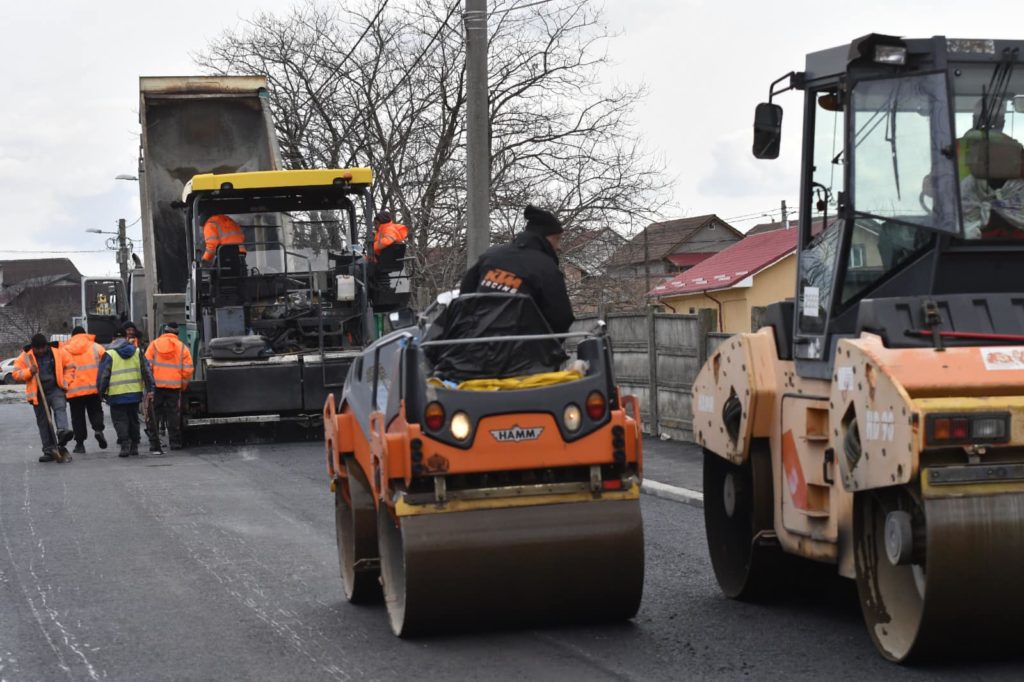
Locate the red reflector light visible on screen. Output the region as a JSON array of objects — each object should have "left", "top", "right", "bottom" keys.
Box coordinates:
[
  {"left": 586, "top": 391, "right": 606, "bottom": 420},
  {"left": 602, "top": 479, "right": 623, "bottom": 491},
  {"left": 951, "top": 418, "right": 970, "bottom": 440},
  {"left": 424, "top": 402, "right": 445, "bottom": 431}
]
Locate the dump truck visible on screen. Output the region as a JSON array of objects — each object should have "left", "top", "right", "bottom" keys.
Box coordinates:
[
  {"left": 324, "top": 292, "right": 644, "bottom": 635},
  {"left": 696, "top": 34, "right": 1024, "bottom": 662},
  {"left": 135, "top": 77, "right": 409, "bottom": 436},
  {"left": 137, "top": 75, "right": 281, "bottom": 340},
  {"left": 72, "top": 277, "right": 129, "bottom": 344}
]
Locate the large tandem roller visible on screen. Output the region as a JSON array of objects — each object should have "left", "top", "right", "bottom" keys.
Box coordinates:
[
  {"left": 696, "top": 34, "right": 1024, "bottom": 662},
  {"left": 324, "top": 293, "right": 644, "bottom": 635}
]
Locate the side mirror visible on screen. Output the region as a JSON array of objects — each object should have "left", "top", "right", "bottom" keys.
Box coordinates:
[{"left": 753, "top": 102, "right": 783, "bottom": 159}]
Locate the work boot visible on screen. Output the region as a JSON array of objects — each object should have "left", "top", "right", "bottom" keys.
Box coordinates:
[
  {"left": 38, "top": 451, "right": 56, "bottom": 463},
  {"left": 73, "top": 442, "right": 86, "bottom": 455},
  {"left": 96, "top": 431, "right": 108, "bottom": 449},
  {"left": 149, "top": 442, "right": 164, "bottom": 455},
  {"left": 129, "top": 442, "right": 139, "bottom": 457},
  {"left": 118, "top": 445, "right": 130, "bottom": 458},
  {"left": 58, "top": 429, "right": 75, "bottom": 447}
]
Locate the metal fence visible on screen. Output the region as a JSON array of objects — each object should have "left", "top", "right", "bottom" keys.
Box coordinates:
[{"left": 570, "top": 308, "right": 719, "bottom": 441}]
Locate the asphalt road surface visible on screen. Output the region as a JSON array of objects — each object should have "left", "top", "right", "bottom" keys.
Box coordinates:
[{"left": 0, "top": 393, "right": 1021, "bottom": 681}]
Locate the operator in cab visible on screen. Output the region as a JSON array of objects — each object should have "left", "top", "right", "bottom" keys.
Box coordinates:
[
  {"left": 201, "top": 214, "right": 247, "bottom": 264},
  {"left": 370, "top": 211, "right": 409, "bottom": 268},
  {"left": 460, "top": 204, "right": 574, "bottom": 334}
]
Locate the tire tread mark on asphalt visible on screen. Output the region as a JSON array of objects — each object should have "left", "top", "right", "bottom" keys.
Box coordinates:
[
  {"left": 115, "top": 465, "right": 386, "bottom": 682},
  {"left": 21, "top": 467, "right": 103, "bottom": 680},
  {"left": 0, "top": 463, "right": 102, "bottom": 680}
]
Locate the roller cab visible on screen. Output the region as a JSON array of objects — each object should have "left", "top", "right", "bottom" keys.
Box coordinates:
[
  {"left": 324, "top": 293, "right": 644, "bottom": 635},
  {"left": 697, "top": 35, "right": 1024, "bottom": 662}
]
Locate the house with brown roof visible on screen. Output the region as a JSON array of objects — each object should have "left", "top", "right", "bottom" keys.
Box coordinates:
[
  {"left": 650, "top": 228, "right": 799, "bottom": 332},
  {"left": 0, "top": 259, "right": 83, "bottom": 355},
  {"left": 606, "top": 215, "right": 743, "bottom": 281}
]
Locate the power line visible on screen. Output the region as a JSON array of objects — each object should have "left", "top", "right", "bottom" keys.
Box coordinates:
[{"left": 0, "top": 249, "right": 109, "bottom": 254}]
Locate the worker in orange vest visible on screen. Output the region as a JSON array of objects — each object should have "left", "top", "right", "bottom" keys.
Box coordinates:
[
  {"left": 63, "top": 326, "right": 109, "bottom": 454},
  {"left": 201, "top": 214, "right": 247, "bottom": 263},
  {"left": 144, "top": 322, "right": 194, "bottom": 453},
  {"left": 371, "top": 210, "right": 409, "bottom": 268},
  {"left": 12, "top": 334, "right": 77, "bottom": 462}
]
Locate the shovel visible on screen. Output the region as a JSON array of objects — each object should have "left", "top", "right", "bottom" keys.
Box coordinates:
[{"left": 35, "top": 374, "right": 70, "bottom": 463}]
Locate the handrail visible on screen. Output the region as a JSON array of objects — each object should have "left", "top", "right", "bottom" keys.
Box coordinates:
[{"left": 418, "top": 330, "right": 598, "bottom": 348}]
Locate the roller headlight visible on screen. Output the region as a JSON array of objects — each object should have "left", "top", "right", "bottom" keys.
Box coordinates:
[
  {"left": 563, "top": 404, "right": 582, "bottom": 432},
  {"left": 450, "top": 411, "right": 471, "bottom": 441}
]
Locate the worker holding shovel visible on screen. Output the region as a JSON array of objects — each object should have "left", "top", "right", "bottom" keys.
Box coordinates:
[{"left": 12, "top": 334, "right": 76, "bottom": 463}]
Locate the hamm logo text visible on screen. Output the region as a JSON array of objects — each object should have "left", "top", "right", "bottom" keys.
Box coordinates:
[{"left": 490, "top": 426, "right": 544, "bottom": 443}]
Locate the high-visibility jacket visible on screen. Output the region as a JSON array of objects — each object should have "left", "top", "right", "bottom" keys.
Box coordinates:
[
  {"left": 145, "top": 333, "right": 194, "bottom": 390},
  {"left": 62, "top": 332, "right": 105, "bottom": 398},
  {"left": 107, "top": 350, "right": 144, "bottom": 399},
  {"left": 12, "top": 347, "right": 76, "bottom": 406},
  {"left": 957, "top": 129, "right": 1016, "bottom": 179},
  {"left": 202, "top": 214, "right": 247, "bottom": 262},
  {"left": 372, "top": 221, "right": 408, "bottom": 256}
]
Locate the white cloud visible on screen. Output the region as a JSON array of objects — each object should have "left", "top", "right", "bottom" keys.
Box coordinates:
[{"left": 1, "top": 0, "right": 1022, "bottom": 274}]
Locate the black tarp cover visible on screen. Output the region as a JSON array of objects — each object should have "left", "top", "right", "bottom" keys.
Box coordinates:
[{"left": 422, "top": 294, "right": 567, "bottom": 382}]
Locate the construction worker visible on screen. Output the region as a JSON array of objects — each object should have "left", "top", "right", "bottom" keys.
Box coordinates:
[
  {"left": 460, "top": 204, "right": 575, "bottom": 333},
  {"left": 201, "top": 214, "right": 246, "bottom": 263},
  {"left": 63, "top": 326, "right": 108, "bottom": 454},
  {"left": 958, "top": 98, "right": 1014, "bottom": 180},
  {"left": 371, "top": 210, "right": 409, "bottom": 268},
  {"left": 122, "top": 320, "right": 144, "bottom": 349},
  {"left": 12, "top": 334, "right": 76, "bottom": 462},
  {"left": 99, "top": 329, "right": 154, "bottom": 457},
  {"left": 144, "top": 321, "right": 194, "bottom": 453}
]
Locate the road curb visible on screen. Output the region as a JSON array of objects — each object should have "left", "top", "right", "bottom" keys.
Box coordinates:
[{"left": 642, "top": 479, "right": 704, "bottom": 509}]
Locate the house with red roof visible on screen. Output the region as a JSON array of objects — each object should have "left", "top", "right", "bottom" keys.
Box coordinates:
[{"left": 649, "top": 227, "right": 799, "bottom": 332}]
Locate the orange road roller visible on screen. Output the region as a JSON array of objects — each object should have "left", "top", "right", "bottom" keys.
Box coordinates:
[
  {"left": 324, "top": 293, "right": 644, "bottom": 635},
  {"left": 698, "top": 34, "right": 1024, "bottom": 662}
]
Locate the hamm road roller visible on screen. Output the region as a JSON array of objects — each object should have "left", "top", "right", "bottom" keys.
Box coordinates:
[
  {"left": 324, "top": 293, "right": 644, "bottom": 635},
  {"left": 696, "top": 34, "right": 1024, "bottom": 662}
]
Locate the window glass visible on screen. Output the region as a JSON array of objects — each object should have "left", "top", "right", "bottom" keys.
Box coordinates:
[
  {"left": 796, "top": 91, "right": 845, "bottom": 345},
  {"left": 851, "top": 72, "right": 957, "bottom": 233},
  {"left": 951, "top": 65, "right": 1024, "bottom": 239}
]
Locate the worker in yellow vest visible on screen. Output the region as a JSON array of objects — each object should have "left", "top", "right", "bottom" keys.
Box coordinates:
[{"left": 98, "top": 329, "right": 154, "bottom": 457}]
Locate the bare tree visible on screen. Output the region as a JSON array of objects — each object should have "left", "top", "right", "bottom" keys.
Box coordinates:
[{"left": 196, "top": 0, "right": 670, "bottom": 304}]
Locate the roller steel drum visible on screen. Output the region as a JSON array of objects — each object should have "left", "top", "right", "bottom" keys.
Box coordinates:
[
  {"left": 856, "top": 477, "right": 1024, "bottom": 663},
  {"left": 377, "top": 496, "right": 644, "bottom": 636}
]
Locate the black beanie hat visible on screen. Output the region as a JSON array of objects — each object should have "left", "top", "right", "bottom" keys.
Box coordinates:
[
  {"left": 523, "top": 205, "right": 563, "bottom": 236},
  {"left": 31, "top": 333, "right": 49, "bottom": 349},
  {"left": 122, "top": 320, "right": 138, "bottom": 333},
  {"left": 375, "top": 210, "right": 393, "bottom": 224},
  {"left": 71, "top": 326, "right": 87, "bottom": 335}
]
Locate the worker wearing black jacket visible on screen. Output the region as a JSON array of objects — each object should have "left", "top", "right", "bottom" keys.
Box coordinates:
[{"left": 459, "top": 205, "right": 575, "bottom": 333}]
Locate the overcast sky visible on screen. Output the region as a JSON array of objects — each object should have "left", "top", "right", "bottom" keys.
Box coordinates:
[{"left": 0, "top": 0, "right": 1017, "bottom": 277}]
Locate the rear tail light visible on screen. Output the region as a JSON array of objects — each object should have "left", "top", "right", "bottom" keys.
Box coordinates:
[
  {"left": 586, "top": 391, "right": 606, "bottom": 420},
  {"left": 425, "top": 402, "right": 445, "bottom": 431},
  {"left": 927, "top": 413, "right": 1010, "bottom": 445}
]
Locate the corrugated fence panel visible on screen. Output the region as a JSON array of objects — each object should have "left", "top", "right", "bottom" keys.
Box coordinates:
[{"left": 569, "top": 310, "right": 717, "bottom": 440}]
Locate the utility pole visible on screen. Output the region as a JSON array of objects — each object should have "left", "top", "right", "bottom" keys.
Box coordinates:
[
  {"left": 643, "top": 225, "right": 651, "bottom": 298},
  {"left": 117, "top": 218, "right": 130, "bottom": 288},
  {"left": 780, "top": 199, "right": 789, "bottom": 229},
  {"left": 464, "top": 0, "right": 490, "bottom": 266}
]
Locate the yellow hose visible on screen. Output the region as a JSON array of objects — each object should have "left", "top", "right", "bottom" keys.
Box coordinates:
[{"left": 426, "top": 370, "right": 584, "bottom": 392}]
